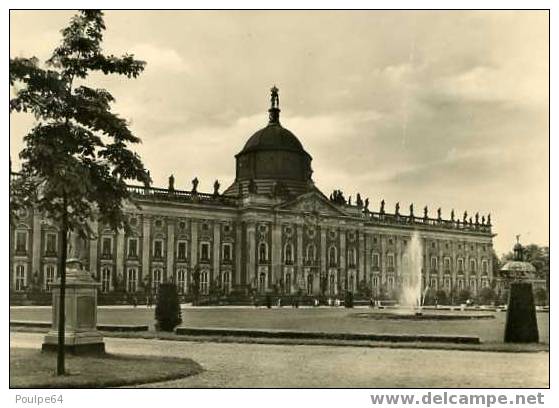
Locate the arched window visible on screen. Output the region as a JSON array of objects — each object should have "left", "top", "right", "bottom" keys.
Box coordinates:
[
  {"left": 101, "top": 266, "right": 111, "bottom": 293},
  {"left": 284, "top": 273, "right": 291, "bottom": 294},
  {"left": 329, "top": 246, "right": 337, "bottom": 266},
  {"left": 222, "top": 271, "right": 231, "bottom": 294},
  {"left": 470, "top": 259, "right": 477, "bottom": 273},
  {"left": 306, "top": 244, "right": 316, "bottom": 261},
  {"left": 177, "top": 268, "right": 187, "bottom": 294},
  {"left": 258, "top": 242, "right": 268, "bottom": 263},
  {"left": 152, "top": 268, "right": 162, "bottom": 292},
  {"left": 14, "top": 264, "right": 26, "bottom": 292},
  {"left": 284, "top": 243, "right": 294, "bottom": 264}
]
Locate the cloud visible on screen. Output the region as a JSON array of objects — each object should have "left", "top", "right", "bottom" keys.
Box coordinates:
[{"left": 130, "top": 43, "right": 190, "bottom": 74}]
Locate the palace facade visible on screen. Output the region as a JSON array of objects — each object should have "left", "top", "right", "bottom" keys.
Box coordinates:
[{"left": 10, "top": 88, "right": 495, "bottom": 302}]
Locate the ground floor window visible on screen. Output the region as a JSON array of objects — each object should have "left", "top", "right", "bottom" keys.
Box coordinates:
[
  {"left": 126, "top": 267, "right": 138, "bottom": 293},
  {"left": 177, "top": 268, "right": 187, "bottom": 294},
  {"left": 470, "top": 278, "right": 477, "bottom": 291},
  {"left": 329, "top": 273, "right": 336, "bottom": 295},
  {"left": 152, "top": 268, "right": 162, "bottom": 292},
  {"left": 430, "top": 277, "right": 438, "bottom": 290},
  {"left": 284, "top": 273, "right": 291, "bottom": 294},
  {"left": 307, "top": 274, "right": 313, "bottom": 295},
  {"left": 14, "top": 264, "right": 26, "bottom": 292},
  {"left": 387, "top": 276, "right": 394, "bottom": 289},
  {"left": 372, "top": 275, "right": 379, "bottom": 288},
  {"left": 200, "top": 271, "right": 209, "bottom": 295},
  {"left": 45, "top": 265, "right": 56, "bottom": 291},
  {"left": 101, "top": 266, "right": 111, "bottom": 293},
  {"left": 222, "top": 271, "right": 231, "bottom": 294}
]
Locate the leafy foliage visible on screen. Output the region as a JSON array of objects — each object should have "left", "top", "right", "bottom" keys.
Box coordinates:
[
  {"left": 10, "top": 10, "right": 150, "bottom": 238},
  {"left": 154, "top": 283, "right": 183, "bottom": 331}
]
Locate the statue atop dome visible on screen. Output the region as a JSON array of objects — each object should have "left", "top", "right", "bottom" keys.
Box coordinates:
[{"left": 268, "top": 85, "right": 281, "bottom": 124}]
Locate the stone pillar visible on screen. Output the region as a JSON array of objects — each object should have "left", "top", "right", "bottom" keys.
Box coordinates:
[
  {"left": 235, "top": 223, "right": 242, "bottom": 286},
  {"left": 246, "top": 222, "right": 256, "bottom": 288},
  {"left": 190, "top": 219, "right": 198, "bottom": 269},
  {"left": 339, "top": 229, "right": 346, "bottom": 291},
  {"left": 296, "top": 224, "right": 303, "bottom": 288},
  {"left": 31, "top": 209, "right": 42, "bottom": 282},
  {"left": 212, "top": 222, "right": 221, "bottom": 283},
  {"left": 89, "top": 219, "right": 98, "bottom": 278},
  {"left": 271, "top": 222, "right": 282, "bottom": 288},
  {"left": 166, "top": 220, "right": 175, "bottom": 283},
  {"left": 141, "top": 216, "right": 151, "bottom": 284},
  {"left": 115, "top": 228, "right": 125, "bottom": 289},
  {"left": 358, "top": 230, "right": 365, "bottom": 285}
]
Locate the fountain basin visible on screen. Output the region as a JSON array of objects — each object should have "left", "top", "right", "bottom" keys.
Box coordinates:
[{"left": 351, "top": 311, "right": 495, "bottom": 320}]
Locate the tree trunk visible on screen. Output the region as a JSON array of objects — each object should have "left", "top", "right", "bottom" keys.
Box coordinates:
[{"left": 56, "top": 201, "right": 68, "bottom": 376}]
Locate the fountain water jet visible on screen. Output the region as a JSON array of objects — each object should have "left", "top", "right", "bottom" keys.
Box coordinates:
[{"left": 399, "top": 230, "right": 423, "bottom": 314}]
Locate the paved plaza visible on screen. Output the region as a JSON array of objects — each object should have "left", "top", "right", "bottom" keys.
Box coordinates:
[{"left": 10, "top": 332, "right": 549, "bottom": 388}]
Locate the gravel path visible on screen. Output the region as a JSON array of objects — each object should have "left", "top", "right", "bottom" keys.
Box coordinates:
[{"left": 10, "top": 332, "right": 548, "bottom": 388}]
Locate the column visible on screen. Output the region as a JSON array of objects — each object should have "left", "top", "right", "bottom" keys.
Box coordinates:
[
  {"left": 166, "top": 220, "right": 175, "bottom": 283},
  {"left": 190, "top": 219, "right": 198, "bottom": 270},
  {"left": 235, "top": 223, "right": 242, "bottom": 286},
  {"left": 296, "top": 224, "right": 303, "bottom": 288},
  {"left": 115, "top": 228, "right": 125, "bottom": 289},
  {"left": 271, "top": 222, "right": 282, "bottom": 287},
  {"left": 89, "top": 219, "right": 98, "bottom": 277},
  {"left": 212, "top": 222, "right": 221, "bottom": 283},
  {"left": 358, "top": 230, "right": 366, "bottom": 284},
  {"left": 339, "top": 229, "right": 346, "bottom": 290},
  {"left": 246, "top": 222, "right": 256, "bottom": 288},
  {"left": 31, "top": 209, "right": 42, "bottom": 281},
  {"left": 141, "top": 216, "right": 151, "bottom": 284}
]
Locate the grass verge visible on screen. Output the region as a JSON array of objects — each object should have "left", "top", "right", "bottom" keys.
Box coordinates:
[
  {"left": 11, "top": 326, "right": 549, "bottom": 353},
  {"left": 10, "top": 347, "right": 203, "bottom": 388}
]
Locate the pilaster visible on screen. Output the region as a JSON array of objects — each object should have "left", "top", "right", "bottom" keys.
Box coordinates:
[
  {"left": 31, "top": 209, "right": 42, "bottom": 280},
  {"left": 271, "top": 222, "right": 282, "bottom": 287},
  {"left": 166, "top": 220, "right": 175, "bottom": 282},
  {"left": 213, "top": 222, "right": 221, "bottom": 282},
  {"left": 141, "top": 216, "right": 151, "bottom": 283}
]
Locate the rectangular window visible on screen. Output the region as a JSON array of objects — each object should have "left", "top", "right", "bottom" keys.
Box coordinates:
[
  {"left": 177, "top": 241, "right": 187, "bottom": 260},
  {"left": 372, "top": 253, "right": 380, "bottom": 269},
  {"left": 430, "top": 277, "right": 438, "bottom": 289},
  {"left": 101, "top": 267, "right": 111, "bottom": 293},
  {"left": 102, "top": 237, "right": 112, "bottom": 256},
  {"left": 201, "top": 242, "right": 210, "bottom": 262},
  {"left": 14, "top": 264, "right": 26, "bottom": 292},
  {"left": 45, "top": 233, "right": 57, "bottom": 255},
  {"left": 222, "top": 243, "right": 232, "bottom": 262},
  {"left": 457, "top": 259, "right": 464, "bottom": 272},
  {"left": 222, "top": 271, "right": 231, "bottom": 294},
  {"left": 153, "top": 240, "right": 163, "bottom": 258},
  {"left": 444, "top": 257, "right": 451, "bottom": 271},
  {"left": 470, "top": 259, "right": 477, "bottom": 272},
  {"left": 126, "top": 267, "right": 137, "bottom": 293},
  {"left": 15, "top": 231, "right": 27, "bottom": 253},
  {"left": 128, "top": 238, "right": 138, "bottom": 258},
  {"left": 387, "top": 254, "right": 395, "bottom": 268},
  {"left": 482, "top": 260, "right": 488, "bottom": 274},
  {"left": 45, "top": 265, "right": 56, "bottom": 291}
]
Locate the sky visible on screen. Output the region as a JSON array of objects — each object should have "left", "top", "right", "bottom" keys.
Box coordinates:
[{"left": 9, "top": 10, "right": 549, "bottom": 255}]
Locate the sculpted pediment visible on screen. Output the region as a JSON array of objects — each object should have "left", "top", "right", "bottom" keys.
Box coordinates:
[{"left": 277, "top": 192, "right": 346, "bottom": 217}]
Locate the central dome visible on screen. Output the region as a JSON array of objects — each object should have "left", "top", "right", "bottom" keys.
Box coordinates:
[
  {"left": 223, "top": 87, "right": 314, "bottom": 198},
  {"left": 239, "top": 123, "right": 308, "bottom": 156}
]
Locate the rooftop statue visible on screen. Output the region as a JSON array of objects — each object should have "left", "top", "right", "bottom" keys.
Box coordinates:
[
  {"left": 192, "top": 177, "right": 199, "bottom": 193},
  {"left": 482, "top": 215, "right": 486, "bottom": 225},
  {"left": 451, "top": 209, "right": 455, "bottom": 221},
  {"left": 424, "top": 205, "right": 428, "bottom": 218},
  {"left": 364, "top": 198, "right": 369, "bottom": 212},
  {"left": 144, "top": 170, "right": 151, "bottom": 189},
  {"left": 168, "top": 174, "right": 175, "bottom": 191},
  {"left": 475, "top": 212, "right": 479, "bottom": 225},
  {"left": 380, "top": 199, "right": 385, "bottom": 214},
  {"left": 270, "top": 85, "right": 279, "bottom": 109},
  {"left": 463, "top": 211, "right": 468, "bottom": 223},
  {"left": 395, "top": 202, "right": 400, "bottom": 215},
  {"left": 409, "top": 203, "right": 414, "bottom": 217},
  {"left": 487, "top": 213, "right": 492, "bottom": 225},
  {"left": 213, "top": 180, "right": 220, "bottom": 196},
  {"left": 437, "top": 207, "right": 442, "bottom": 220},
  {"left": 356, "top": 193, "right": 363, "bottom": 207}
]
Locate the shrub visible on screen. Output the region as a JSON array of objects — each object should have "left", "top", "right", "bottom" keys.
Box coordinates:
[
  {"left": 155, "top": 283, "right": 182, "bottom": 331},
  {"left": 533, "top": 288, "right": 548, "bottom": 306},
  {"left": 344, "top": 291, "right": 354, "bottom": 308},
  {"left": 478, "top": 287, "right": 496, "bottom": 305},
  {"left": 435, "top": 290, "right": 448, "bottom": 305}
]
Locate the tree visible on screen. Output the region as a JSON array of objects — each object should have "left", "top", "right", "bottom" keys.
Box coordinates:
[
  {"left": 10, "top": 11, "right": 148, "bottom": 375},
  {"left": 478, "top": 287, "right": 496, "bottom": 305},
  {"left": 155, "top": 283, "right": 182, "bottom": 331}
]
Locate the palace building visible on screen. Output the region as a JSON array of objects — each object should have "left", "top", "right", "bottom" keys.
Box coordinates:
[{"left": 10, "top": 88, "right": 495, "bottom": 303}]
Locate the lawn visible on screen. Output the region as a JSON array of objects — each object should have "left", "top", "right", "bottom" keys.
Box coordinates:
[
  {"left": 10, "top": 348, "right": 203, "bottom": 388},
  {"left": 10, "top": 306, "right": 550, "bottom": 344}
]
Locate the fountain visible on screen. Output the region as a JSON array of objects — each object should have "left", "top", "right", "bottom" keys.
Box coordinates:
[{"left": 399, "top": 230, "right": 423, "bottom": 314}]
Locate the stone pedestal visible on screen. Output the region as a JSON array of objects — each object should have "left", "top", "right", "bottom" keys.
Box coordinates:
[
  {"left": 42, "top": 258, "right": 105, "bottom": 354},
  {"left": 504, "top": 282, "right": 539, "bottom": 343}
]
